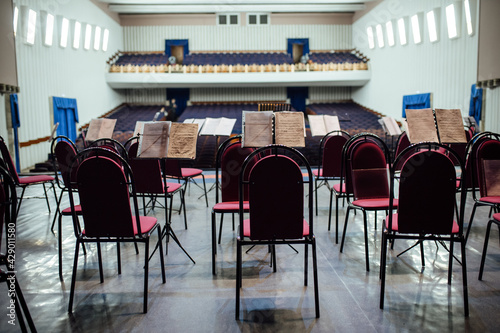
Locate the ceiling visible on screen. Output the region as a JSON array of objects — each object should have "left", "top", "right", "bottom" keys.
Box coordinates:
[{"left": 98, "top": 0, "right": 376, "bottom": 15}]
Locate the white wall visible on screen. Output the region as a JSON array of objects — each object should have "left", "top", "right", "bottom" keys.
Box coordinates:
[
  {"left": 352, "top": 0, "right": 479, "bottom": 123},
  {"left": 11, "top": 0, "right": 124, "bottom": 169},
  {"left": 484, "top": 88, "right": 500, "bottom": 133}
]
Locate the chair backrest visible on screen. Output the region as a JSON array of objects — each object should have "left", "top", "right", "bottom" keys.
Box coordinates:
[
  {"left": 0, "top": 165, "right": 17, "bottom": 251},
  {"left": 395, "top": 147, "right": 458, "bottom": 234},
  {"left": 87, "top": 138, "right": 129, "bottom": 161},
  {"left": 240, "top": 145, "right": 313, "bottom": 240},
  {"left": 0, "top": 136, "right": 20, "bottom": 184},
  {"left": 476, "top": 138, "right": 500, "bottom": 197},
  {"left": 52, "top": 136, "right": 78, "bottom": 188},
  {"left": 394, "top": 131, "right": 410, "bottom": 159},
  {"left": 257, "top": 103, "right": 291, "bottom": 111},
  {"left": 216, "top": 137, "right": 256, "bottom": 203},
  {"left": 128, "top": 141, "right": 164, "bottom": 194},
  {"left": 343, "top": 134, "right": 390, "bottom": 200},
  {"left": 70, "top": 148, "right": 140, "bottom": 238},
  {"left": 164, "top": 159, "right": 183, "bottom": 178},
  {"left": 318, "top": 130, "right": 350, "bottom": 178}
]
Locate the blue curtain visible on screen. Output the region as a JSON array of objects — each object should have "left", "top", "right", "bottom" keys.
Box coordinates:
[
  {"left": 287, "top": 87, "right": 308, "bottom": 112},
  {"left": 167, "top": 88, "right": 190, "bottom": 116},
  {"left": 469, "top": 84, "right": 483, "bottom": 126},
  {"left": 287, "top": 38, "right": 310, "bottom": 57},
  {"left": 402, "top": 93, "right": 431, "bottom": 117},
  {"left": 53, "top": 97, "right": 79, "bottom": 142},
  {"left": 9, "top": 94, "right": 21, "bottom": 172},
  {"left": 165, "top": 39, "right": 189, "bottom": 58}
]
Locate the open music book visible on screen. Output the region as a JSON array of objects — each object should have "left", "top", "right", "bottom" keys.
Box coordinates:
[
  {"left": 137, "top": 121, "right": 198, "bottom": 159},
  {"left": 183, "top": 118, "right": 206, "bottom": 134},
  {"left": 380, "top": 117, "right": 402, "bottom": 136},
  {"left": 405, "top": 108, "right": 467, "bottom": 144},
  {"left": 308, "top": 115, "right": 341, "bottom": 137},
  {"left": 199, "top": 117, "right": 236, "bottom": 136},
  {"left": 85, "top": 118, "right": 117, "bottom": 141},
  {"left": 242, "top": 111, "right": 305, "bottom": 147}
]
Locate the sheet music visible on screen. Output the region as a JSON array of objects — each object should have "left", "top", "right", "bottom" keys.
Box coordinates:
[
  {"left": 183, "top": 118, "right": 205, "bottom": 133},
  {"left": 199, "top": 117, "right": 236, "bottom": 136},
  {"left": 133, "top": 121, "right": 146, "bottom": 137},
  {"left": 86, "top": 118, "right": 117, "bottom": 141},
  {"left": 382, "top": 117, "right": 402, "bottom": 136},
  {"left": 137, "top": 121, "right": 170, "bottom": 158},
  {"left": 167, "top": 123, "right": 198, "bottom": 159},
  {"left": 405, "top": 108, "right": 439, "bottom": 144},
  {"left": 275, "top": 112, "right": 305, "bottom": 147},
  {"left": 483, "top": 159, "right": 500, "bottom": 196},
  {"left": 242, "top": 111, "right": 273, "bottom": 147},
  {"left": 324, "top": 115, "right": 341, "bottom": 134},
  {"left": 434, "top": 109, "right": 467, "bottom": 143}
]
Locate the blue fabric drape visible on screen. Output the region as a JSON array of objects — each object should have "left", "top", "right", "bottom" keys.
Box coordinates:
[
  {"left": 287, "top": 87, "right": 308, "bottom": 112},
  {"left": 287, "top": 38, "right": 310, "bottom": 57},
  {"left": 469, "top": 84, "right": 483, "bottom": 126},
  {"left": 167, "top": 88, "right": 190, "bottom": 116},
  {"left": 9, "top": 94, "right": 21, "bottom": 172},
  {"left": 402, "top": 93, "right": 431, "bottom": 117},
  {"left": 165, "top": 39, "right": 189, "bottom": 58},
  {"left": 53, "top": 97, "right": 79, "bottom": 142}
]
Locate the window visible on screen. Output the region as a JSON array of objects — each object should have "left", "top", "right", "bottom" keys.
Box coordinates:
[
  {"left": 247, "top": 13, "right": 270, "bottom": 26},
  {"left": 217, "top": 14, "right": 239, "bottom": 26},
  {"left": 367, "top": 26, "right": 375, "bottom": 49},
  {"left": 376, "top": 24, "right": 384, "bottom": 48},
  {"left": 73, "top": 21, "right": 81, "bottom": 49},
  {"left": 397, "top": 17, "right": 408, "bottom": 46},
  {"left": 13, "top": 6, "right": 18, "bottom": 37},
  {"left": 94, "top": 26, "right": 101, "bottom": 51},
  {"left": 84, "top": 23, "right": 92, "bottom": 50},
  {"left": 446, "top": 3, "right": 461, "bottom": 39},
  {"left": 411, "top": 13, "right": 422, "bottom": 44},
  {"left": 426, "top": 9, "right": 440, "bottom": 43},
  {"left": 464, "top": 0, "right": 475, "bottom": 36},
  {"left": 386, "top": 21, "right": 395, "bottom": 47},
  {"left": 102, "top": 29, "right": 109, "bottom": 52},
  {"left": 43, "top": 12, "right": 55, "bottom": 46},
  {"left": 60, "top": 17, "right": 69, "bottom": 48},
  {"left": 26, "top": 9, "right": 37, "bottom": 45}
]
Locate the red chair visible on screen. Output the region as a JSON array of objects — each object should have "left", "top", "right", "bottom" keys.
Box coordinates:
[
  {"left": 465, "top": 134, "right": 500, "bottom": 241},
  {"left": 340, "top": 133, "right": 396, "bottom": 271},
  {"left": 0, "top": 136, "right": 56, "bottom": 215},
  {"left": 211, "top": 135, "right": 256, "bottom": 275},
  {"left": 313, "top": 130, "right": 350, "bottom": 241},
  {"left": 0, "top": 165, "right": 37, "bottom": 332},
  {"left": 236, "top": 145, "right": 319, "bottom": 320},
  {"left": 165, "top": 159, "right": 208, "bottom": 207},
  {"left": 381, "top": 142, "right": 469, "bottom": 316},
  {"left": 67, "top": 148, "right": 166, "bottom": 314},
  {"left": 478, "top": 213, "right": 500, "bottom": 280}
]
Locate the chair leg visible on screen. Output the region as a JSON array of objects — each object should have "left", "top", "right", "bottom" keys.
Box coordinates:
[
  {"left": 362, "top": 209, "right": 370, "bottom": 272},
  {"left": 461, "top": 239, "right": 469, "bottom": 317},
  {"left": 51, "top": 189, "right": 65, "bottom": 232},
  {"left": 304, "top": 243, "right": 309, "bottom": 286},
  {"left": 201, "top": 174, "right": 208, "bottom": 207},
  {"left": 328, "top": 189, "right": 334, "bottom": 232},
  {"left": 340, "top": 206, "right": 351, "bottom": 253},
  {"left": 68, "top": 240, "right": 81, "bottom": 313},
  {"left": 235, "top": 240, "right": 242, "bottom": 320},
  {"left": 312, "top": 238, "right": 320, "bottom": 318},
  {"left": 58, "top": 214, "right": 63, "bottom": 281},
  {"left": 479, "top": 220, "right": 494, "bottom": 280},
  {"left": 12, "top": 275, "right": 37, "bottom": 332},
  {"left": 315, "top": 178, "right": 319, "bottom": 216},
  {"left": 212, "top": 211, "right": 217, "bottom": 275},
  {"left": 117, "top": 241, "right": 121, "bottom": 275},
  {"left": 16, "top": 187, "right": 27, "bottom": 216},
  {"left": 218, "top": 214, "right": 225, "bottom": 244},
  {"left": 143, "top": 239, "right": 150, "bottom": 314},
  {"left": 465, "top": 202, "right": 478, "bottom": 242},
  {"left": 181, "top": 189, "right": 187, "bottom": 229},
  {"left": 380, "top": 233, "right": 388, "bottom": 309},
  {"left": 42, "top": 183, "right": 52, "bottom": 213},
  {"left": 272, "top": 244, "right": 277, "bottom": 273},
  {"left": 97, "top": 242, "right": 104, "bottom": 283}
]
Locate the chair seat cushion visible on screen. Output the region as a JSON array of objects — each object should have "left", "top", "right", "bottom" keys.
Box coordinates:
[
  {"left": 493, "top": 212, "right": 500, "bottom": 222},
  {"left": 61, "top": 205, "right": 82, "bottom": 215},
  {"left": 243, "top": 219, "right": 310, "bottom": 238},
  {"left": 19, "top": 174, "right": 54, "bottom": 185},
  {"left": 333, "top": 183, "right": 346, "bottom": 193},
  {"left": 352, "top": 198, "right": 398, "bottom": 209},
  {"left": 313, "top": 168, "right": 321, "bottom": 177},
  {"left": 181, "top": 168, "right": 203, "bottom": 178},
  {"left": 385, "top": 213, "right": 459, "bottom": 234},
  {"left": 165, "top": 182, "right": 182, "bottom": 193},
  {"left": 213, "top": 201, "right": 249, "bottom": 212},
  {"left": 479, "top": 196, "right": 500, "bottom": 204},
  {"left": 82, "top": 216, "right": 158, "bottom": 236}
]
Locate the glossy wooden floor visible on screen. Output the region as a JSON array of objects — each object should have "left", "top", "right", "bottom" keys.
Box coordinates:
[{"left": 1, "top": 175, "right": 499, "bottom": 332}]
